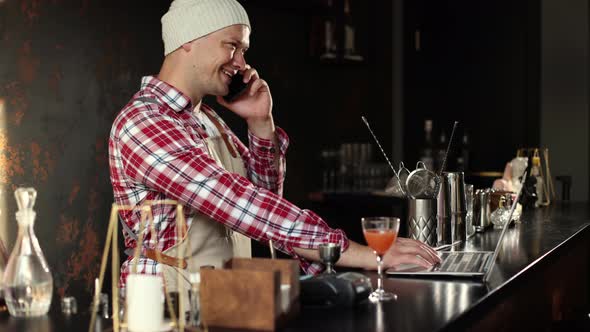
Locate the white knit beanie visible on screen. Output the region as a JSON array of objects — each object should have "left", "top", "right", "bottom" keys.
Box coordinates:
[{"left": 161, "top": 0, "right": 251, "bottom": 56}]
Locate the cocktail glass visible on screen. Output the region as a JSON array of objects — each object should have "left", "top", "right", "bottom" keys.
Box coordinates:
[{"left": 361, "top": 216, "right": 400, "bottom": 302}]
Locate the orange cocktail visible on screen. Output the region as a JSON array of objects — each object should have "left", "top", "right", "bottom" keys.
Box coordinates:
[
  {"left": 361, "top": 216, "right": 400, "bottom": 302},
  {"left": 363, "top": 229, "right": 398, "bottom": 255}
]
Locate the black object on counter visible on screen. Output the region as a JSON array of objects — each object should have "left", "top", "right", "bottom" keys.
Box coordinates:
[{"left": 300, "top": 272, "right": 372, "bottom": 308}]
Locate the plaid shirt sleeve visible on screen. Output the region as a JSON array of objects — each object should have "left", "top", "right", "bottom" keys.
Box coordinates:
[
  {"left": 205, "top": 108, "right": 288, "bottom": 196},
  {"left": 117, "top": 109, "right": 349, "bottom": 273},
  {"left": 241, "top": 128, "right": 288, "bottom": 196}
]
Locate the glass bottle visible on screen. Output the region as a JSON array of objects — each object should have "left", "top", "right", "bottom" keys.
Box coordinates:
[
  {"left": 435, "top": 131, "right": 447, "bottom": 172},
  {"left": 3, "top": 187, "right": 53, "bottom": 317},
  {"left": 456, "top": 133, "right": 470, "bottom": 172},
  {"left": 491, "top": 196, "right": 511, "bottom": 229},
  {"left": 0, "top": 189, "right": 8, "bottom": 316},
  {"left": 320, "top": 0, "right": 338, "bottom": 61},
  {"left": 531, "top": 154, "right": 544, "bottom": 207},
  {"left": 342, "top": 0, "right": 363, "bottom": 62},
  {"left": 189, "top": 272, "right": 201, "bottom": 327},
  {"left": 419, "top": 119, "right": 434, "bottom": 171}
]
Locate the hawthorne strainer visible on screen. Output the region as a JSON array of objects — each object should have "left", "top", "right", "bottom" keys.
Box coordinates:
[{"left": 405, "top": 161, "right": 441, "bottom": 199}]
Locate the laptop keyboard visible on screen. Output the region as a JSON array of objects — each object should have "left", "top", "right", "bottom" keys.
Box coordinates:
[{"left": 438, "top": 252, "right": 487, "bottom": 273}]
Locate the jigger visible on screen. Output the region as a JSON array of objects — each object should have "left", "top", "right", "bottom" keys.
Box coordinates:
[{"left": 318, "top": 243, "right": 341, "bottom": 274}]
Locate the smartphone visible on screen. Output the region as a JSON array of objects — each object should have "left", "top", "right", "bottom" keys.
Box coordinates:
[{"left": 223, "top": 72, "right": 249, "bottom": 102}]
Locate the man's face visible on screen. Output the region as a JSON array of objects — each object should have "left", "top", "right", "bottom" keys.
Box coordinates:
[{"left": 189, "top": 24, "right": 250, "bottom": 97}]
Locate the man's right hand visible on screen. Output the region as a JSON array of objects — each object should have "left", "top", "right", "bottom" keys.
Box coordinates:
[{"left": 293, "top": 239, "right": 441, "bottom": 271}]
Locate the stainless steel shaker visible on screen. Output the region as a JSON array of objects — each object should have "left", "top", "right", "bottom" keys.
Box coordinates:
[
  {"left": 437, "top": 172, "right": 467, "bottom": 245},
  {"left": 407, "top": 199, "right": 437, "bottom": 246},
  {"left": 465, "top": 184, "right": 475, "bottom": 237},
  {"left": 473, "top": 189, "right": 492, "bottom": 232}
]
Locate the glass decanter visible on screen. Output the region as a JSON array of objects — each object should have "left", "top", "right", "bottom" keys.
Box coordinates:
[
  {"left": 3, "top": 187, "right": 53, "bottom": 317},
  {"left": 0, "top": 189, "right": 9, "bottom": 314},
  {"left": 490, "top": 196, "right": 511, "bottom": 229}
]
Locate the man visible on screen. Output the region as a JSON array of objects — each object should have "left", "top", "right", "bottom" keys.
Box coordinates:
[{"left": 108, "top": 0, "right": 440, "bottom": 293}]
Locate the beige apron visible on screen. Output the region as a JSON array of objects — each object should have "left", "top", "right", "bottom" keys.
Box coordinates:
[{"left": 161, "top": 108, "right": 252, "bottom": 297}]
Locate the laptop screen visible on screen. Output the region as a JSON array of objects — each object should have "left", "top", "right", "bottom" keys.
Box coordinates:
[{"left": 482, "top": 170, "right": 528, "bottom": 283}]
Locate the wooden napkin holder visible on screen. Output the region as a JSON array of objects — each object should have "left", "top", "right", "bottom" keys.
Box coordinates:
[{"left": 199, "top": 258, "right": 300, "bottom": 331}]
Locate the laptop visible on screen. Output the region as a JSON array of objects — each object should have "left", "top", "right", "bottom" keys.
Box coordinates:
[{"left": 387, "top": 172, "right": 526, "bottom": 282}]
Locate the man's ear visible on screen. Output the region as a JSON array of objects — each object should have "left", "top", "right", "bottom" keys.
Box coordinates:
[{"left": 181, "top": 42, "right": 192, "bottom": 52}]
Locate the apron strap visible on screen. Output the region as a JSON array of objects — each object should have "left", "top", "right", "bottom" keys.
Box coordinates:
[
  {"left": 201, "top": 109, "right": 238, "bottom": 158},
  {"left": 119, "top": 202, "right": 187, "bottom": 269},
  {"left": 119, "top": 215, "right": 139, "bottom": 242},
  {"left": 134, "top": 96, "right": 161, "bottom": 105},
  {"left": 120, "top": 216, "right": 188, "bottom": 270}
]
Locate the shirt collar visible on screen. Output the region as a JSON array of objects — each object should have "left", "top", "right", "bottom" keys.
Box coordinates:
[{"left": 139, "top": 76, "right": 192, "bottom": 113}]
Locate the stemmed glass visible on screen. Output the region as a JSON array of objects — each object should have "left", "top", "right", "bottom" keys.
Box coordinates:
[
  {"left": 318, "top": 243, "right": 341, "bottom": 274},
  {"left": 361, "top": 216, "right": 400, "bottom": 302}
]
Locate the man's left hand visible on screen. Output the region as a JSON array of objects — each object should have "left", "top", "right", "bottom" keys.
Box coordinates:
[{"left": 217, "top": 65, "right": 275, "bottom": 139}]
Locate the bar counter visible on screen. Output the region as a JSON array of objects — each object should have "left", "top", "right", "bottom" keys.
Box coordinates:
[
  {"left": 0, "top": 202, "right": 588, "bottom": 331},
  {"left": 287, "top": 202, "right": 590, "bottom": 331}
]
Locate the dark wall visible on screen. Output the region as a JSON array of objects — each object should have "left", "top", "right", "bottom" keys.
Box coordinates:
[
  {"left": 403, "top": 0, "right": 540, "bottom": 174},
  {"left": 541, "top": 0, "right": 589, "bottom": 201},
  {"left": 0, "top": 0, "right": 168, "bottom": 308}
]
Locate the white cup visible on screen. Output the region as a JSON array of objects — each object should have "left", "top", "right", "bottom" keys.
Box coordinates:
[{"left": 126, "top": 274, "right": 164, "bottom": 332}]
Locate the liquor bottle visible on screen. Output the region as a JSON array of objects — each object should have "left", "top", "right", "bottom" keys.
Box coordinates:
[
  {"left": 419, "top": 119, "right": 434, "bottom": 171},
  {"left": 520, "top": 165, "right": 538, "bottom": 210},
  {"left": 435, "top": 131, "right": 447, "bottom": 172},
  {"left": 320, "top": 0, "right": 338, "bottom": 61},
  {"left": 456, "top": 133, "right": 470, "bottom": 172},
  {"left": 531, "top": 154, "right": 544, "bottom": 207},
  {"left": 342, "top": 0, "right": 363, "bottom": 61},
  {"left": 3, "top": 187, "right": 53, "bottom": 317}
]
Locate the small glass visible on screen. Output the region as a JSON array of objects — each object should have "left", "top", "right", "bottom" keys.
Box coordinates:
[
  {"left": 318, "top": 243, "right": 341, "bottom": 274},
  {"left": 61, "top": 296, "right": 77, "bottom": 315},
  {"left": 189, "top": 272, "right": 201, "bottom": 327},
  {"left": 99, "top": 293, "right": 109, "bottom": 319},
  {"left": 361, "top": 217, "right": 400, "bottom": 302}
]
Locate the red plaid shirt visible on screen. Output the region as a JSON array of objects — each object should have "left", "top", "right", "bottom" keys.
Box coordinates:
[{"left": 109, "top": 76, "right": 349, "bottom": 286}]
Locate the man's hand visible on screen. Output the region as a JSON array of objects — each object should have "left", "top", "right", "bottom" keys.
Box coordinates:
[
  {"left": 382, "top": 237, "right": 441, "bottom": 269},
  {"left": 216, "top": 65, "right": 274, "bottom": 139}
]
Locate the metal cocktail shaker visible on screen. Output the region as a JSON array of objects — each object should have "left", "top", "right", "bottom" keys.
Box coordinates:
[
  {"left": 437, "top": 172, "right": 467, "bottom": 246},
  {"left": 465, "top": 184, "right": 475, "bottom": 237},
  {"left": 473, "top": 189, "right": 492, "bottom": 232},
  {"left": 407, "top": 199, "right": 437, "bottom": 247}
]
